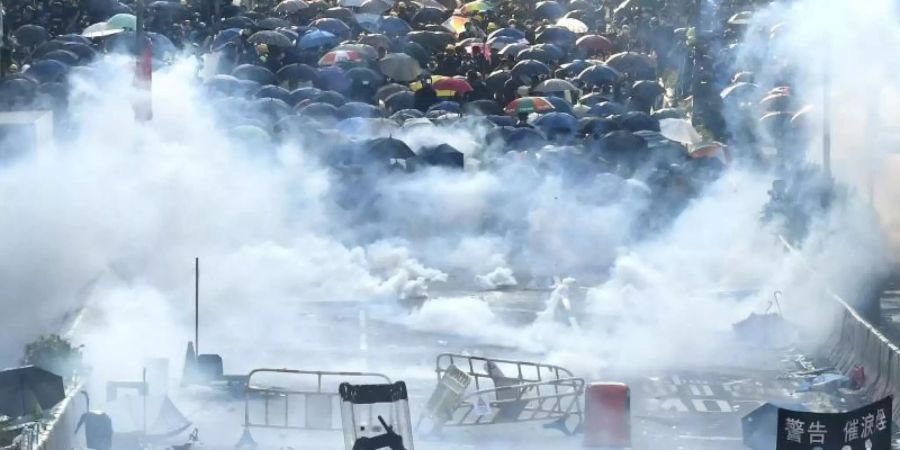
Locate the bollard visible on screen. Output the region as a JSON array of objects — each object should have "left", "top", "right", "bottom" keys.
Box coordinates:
[{"left": 583, "top": 382, "right": 630, "bottom": 448}]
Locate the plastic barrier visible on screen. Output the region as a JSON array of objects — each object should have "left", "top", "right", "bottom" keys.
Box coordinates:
[
  {"left": 339, "top": 381, "right": 414, "bottom": 450},
  {"left": 236, "top": 368, "right": 391, "bottom": 448},
  {"left": 418, "top": 354, "right": 585, "bottom": 436},
  {"left": 582, "top": 382, "right": 630, "bottom": 448},
  {"left": 20, "top": 380, "right": 88, "bottom": 450}
]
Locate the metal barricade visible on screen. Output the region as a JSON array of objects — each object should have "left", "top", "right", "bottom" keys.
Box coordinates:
[
  {"left": 236, "top": 369, "right": 391, "bottom": 448},
  {"left": 419, "top": 354, "right": 585, "bottom": 435}
]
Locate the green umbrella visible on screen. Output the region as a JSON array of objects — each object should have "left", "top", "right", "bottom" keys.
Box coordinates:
[{"left": 107, "top": 13, "right": 137, "bottom": 31}]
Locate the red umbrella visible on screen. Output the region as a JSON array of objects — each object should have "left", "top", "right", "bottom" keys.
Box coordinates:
[
  {"left": 504, "top": 96, "right": 555, "bottom": 114},
  {"left": 576, "top": 34, "right": 614, "bottom": 54},
  {"left": 432, "top": 77, "right": 473, "bottom": 94}
]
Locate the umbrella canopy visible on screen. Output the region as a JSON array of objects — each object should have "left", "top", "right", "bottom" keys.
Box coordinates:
[
  {"left": 631, "top": 80, "right": 665, "bottom": 100},
  {"left": 61, "top": 42, "right": 97, "bottom": 62},
  {"left": 606, "top": 52, "right": 655, "bottom": 77},
  {"left": 277, "top": 63, "right": 320, "bottom": 85},
  {"left": 417, "top": 143, "right": 464, "bottom": 168},
  {"left": 619, "top": 111, "right": 660, "bottom": 132},
  {"left": 233, "top": 64, "right": 277, "bottom": 85},
  {"left": 378, "top": 53, "right": 422, "bottom": 82},
  {"left": 363, "top": 137, "right": 416, "bottom": 160},
  {"left": 505, "top": 96, "right": 555, "bottom": 115},
  {"left": 249, "top": 30, "right": 294, "bottom": 48},
  {"left": 298, "top": 29, "right": 338, "bottom": 49},
  {"left": 380, "top": 16, "right": 412, "bottom": 35},
  {"left": 107, "top": 13, "right": 137, "bottom": 30},
  {"left": 275, "top": 0, "right": 310, "bottom": 14},
  {"left": 14, "top": 25, "right": 50, "bottom": 47},
  {"left": 510, "top": 59, "right": 551, "bottom": 83},
  {"left": 516, "top": 47, "right": 554, "bottom": 64},
  {"left": 463, "top": 99, "right": 502, "bottom": 115},
  {"left": 300, "top": 102, "right": 341, "bottom": 120},
  {"left": 413, "top": 7, "right": 447, "bottom": 26},
  {"left": 384, "top": 90, "right": 415, "bottom": 112},
  {"left": 324, "top": 7, "right": 355, "bottom": 22},
  {"left": 220, "top": 16, "right": 256, "bottom": 29},
  {"left": 534, "top": 1, "right": 565, "bottom": 20},
  {"left": 577, "top": 64, "right": 621, "bottom": 86},
  {"left": 289, "top": 87, "right": 323, "bottom": 105},
  {"left": 557, "top": 59, "right": 592, "bottom": 78},
  {"left": 41, "top": 50, "right": 79, "bottom": 66},
  {"left": 0, "top": 366, "right": 65, "bottom": 418},
  {"left": 257, "top": 17, "right": 292, "bottom": 29},
  {"left": 432, "top": 77, "right": 472, "bottom": 95},
  {"left": 489, "top": 27, "right": 526, "bottom": 40},
  {"left": 534, "top": 78, "right": 577, "bottom": 93},
  {"left": 346, "top": 67, "right": 384, "bottom": 86},
  {"left": 555, "top": 17, "right": 588, "bottom": 33},
  {"left": 81, "top": 22, "right": 125, "bottom": 38},
  {"left": 25, "top": 60, "right": 69, "bottom": 84},
  {"left": 205, "top": 74, "right": 243, "bottom": 95},
  {"left": 485, "top": 70, "right": 510, "bottom": 90},
  {"left": 359, "top": 34, "right": 392, "bottom": 51},
  {"left": 255, "top": 85, "right": 292, "bottom": 102},
  {"left": 406, "top": 31, "right": 455, "bottom": 50},
  {"left": 576, "top": 34, "right": 614, "bottom": 54},
  {"left": 428, "top": 101, "right": 460, "bottom": 113},
  {"left": 534, "top": 111, "right": 578, "bottom": 133},
  {"left": 721, "top": 82, "right": 760, "bottom": 102},
  {"left": 456, "top": 0, "right": 493, "bottom": 15},
  {"left": 311, "top": 18, "right": 352, "bottom": 39},
  {"left": 339, "top": 101, "right": 383, "bottom": 118},
  {"left": 375, "top": 83, "right": 410, "bottom": 102},
  {"left": 211, "top": 28, "right": 242, "bottom": 51},
  {"left": 360, "top": 0, "right": 393, "bottom": 13},
  {"left": 314, "top": 90, "right": 349, "bottom": 106},
  {"left": 319, "top": 50, "right": 365, "bottom": 66},
  {"left": 579, "top": 117, "right": 619, "bottom": 137},
  {"left": 588, "top": 101, "right": 627, "bottom": 117},
  {"left": 535, "top": 26, "right": 576, "bottom": 48}
]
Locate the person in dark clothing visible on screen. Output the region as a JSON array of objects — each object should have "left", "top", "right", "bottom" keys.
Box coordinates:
[
  {"left": 414, "top": 76, "right": 439, "bottom": 112},
  {"left": 465, "top": 70, "right": 491, "bottom": 102}
]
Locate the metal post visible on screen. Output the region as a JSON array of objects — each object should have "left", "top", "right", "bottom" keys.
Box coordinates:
[
  {"left": 822, "top": 49, "right": 832, "bottom": 179},
  {"left": 195, "top": 257, "right": 199, "bottom": 356},
  {"left": 142, "top": 368, "right": 148, "bottom": 442}
]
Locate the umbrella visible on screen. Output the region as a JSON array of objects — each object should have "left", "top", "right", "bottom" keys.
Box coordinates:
[
  {"left": 631, "top": 80, "right": 664, "bottom": 100},
  {"left": 485, "top": 70, "right": 510, "bottom": 90},
  {"left": 579, "top": 117, "right": 619, "bottom": 137},
  {"left": 384, "top": 90, "right": 415, "bottom": 112},
  {"left": 576, "top": 35, "right": 613, "bottom": 54},
  {"left": 104, "top": 31, "right": 176, "bottom": 60},
  {"left": 311, "top": 18, "right": 351, "bottom": 39},
  {"left": 314, "top": 90, "right": 348, "bottom": 106},
  {"left": 606, "top": 52, "right": 654, "bottom": 76},
  {"left": 319, "top": 50, "right": 365, "bottom": 66},
  {"left": 618, "top": 111, "right": 659, "bottom": 132},
  {"left": 148, "top": 1, "right": 189, "bottom": 17},
  {"left": 300, "top": 102, "right": 341, "bottom": 120},
  {"left": 432, "top": 77, "right": 472, "bottom": 95},
  {"left": 510, "top": 59, "right": 551, "bottom": 83},
  {"left": 0, "top": 366, "right": 65, "bottom": 418},
  {"left": 588, "top": 101, "right": 627, "bottom": 117},
  {"left": 81, "top": 22, "right": 125, "bottom": 38},
  {"left": 24, "top": 60, "right": 69, "bottom": 84},
  {"left": 556, "top": 59, "right": 592, "bottom": 78},
  {"left": 535, "top": 111, "right": 577, "bottom": 133},
  {"left": 220, "top": 16, "right": 256, "bottom": 29},
  {"left": 534, "top": 0, "right": 565, "bottom": 20},
  {"left": 545, "top": 96, "right": 573, "bottom": 114},
  {"left": 487, "top": 35, "right": 525, "bottom": 50},
  {"left": 277, "top": 63, "right": 320, "bottom": 85},
  {"left": 107, "top": 13, "right": 137, "bottom": 31},
  {"left": 728, "top": 11, "right": 753, "bottom": 26},
  {"left": 14, "top": 25, "right": 50, "bottom": 47},
  {"left": 720, "top": 82, "right": 759, "bottom": 102},
  {"left": 391, "top": 109, "right": 425, "bottom": 121},
  {"left": 211, "top": 28, "right": 242, "bottom": 51},
  {"left": 275, "top": 0, "right": 310, "bottom": 14},
  {"left": 577, "top": 64, "right": 621, "bottom": 86},
  {"left": 463, "top": 99, "right": 502, "bottom": 115},
  {"left": 57, "top": 34, "right": 89, "bottom": 45},
  {"left": 533, "top": 43, "right": 564, "bottom": 59},
  {"left": 555, "top": 17, "right": 587, "bottom": 33},
  {"left": 103, "top": 395, "right": 191, "bottom": 437},
  {"left": 760, "top": 93, "right": 792, "bottom": 112},
  {"left": 346, "top": 67, "right": 384, "bottom": 86},
  {"left": 232, "top": 64, "right": 277, "bottom": 85},
  {"left": 417, "top": 143, "right": 464, "bottom": 168},
  {"left": 578, "top": 92, "right": 609, "bottom": 106},
  {"left": 299, "top": 29, "right": 338, "bottom": 49},
  {"left": 333, "top": 43, "right": 379, "bottom": 60},
  {"left": 205, "top": 75, "right": 243, "bottom": 95},
  {"left": 360, "top": 34, "right": 392, "bottom": 51},
  {"left": 255, "top": 85, "right": 292, "bottom": 102},
  {"left": 406, "top": 31, "right": 455, "bottom": 50},
  {"left": 0, "top": 77, "right": 37, "bottom": 104},
  {"left": 594, "top": 130, "right": 647, "bottom": 155},
  {"left": 289, "top": 87, "right": 322, "bottom": 105},
  {"left": 505, "top": 97, "right": 555, "bottom": 115},
  {"left": 442, "top": 15, "right": 469, "bottom": 35},
  {"left": 379, "top": 53, "right": 422, "bottom": 82},
  {"left": 534, "top": 78, "right": 576, "bottom": 93},
  {"left": 249, "top": 30, "right": 293, "bottom": 48},
  {"left": 402, "top": 42, "right": 431, "bottom": 67},
  {"left": 32, "top": 41, "right": 65, "bottom": 58},
  {"left": 62, "top": 43, "right": 97, "bottom": 62},
  {"left": 316, "top": 66, "right": 351, "bottom": 91},
  {"left": 250, "top": 97, "right": 293, "bottom": 121},
  {"left": 489, "top": 27, "right": 526, "bottom": 40},
  {"left": 375, "top": 83, "right": 410, "bottom": 102},
  {"left": 380, "top": 16, "right": 412, "bottom": 35},
  {"left": 456, "top": 0, "right": 493, "bottom": 15},
  {"left": 363, "top": 137, "right": 416, "bottom": 159},
  {"left": 535, "top": 26, "right": 576, "bottom": 48},
  {"left": 257, "top": 17, "right": 292, "bottom": 30},
  {"left": 360, "top": 0, "right": 393, "bottom": 13},
  {"left": 498, "top": 43, "right": 528, "bottom": 57},
  {"left": 324, "top": 7, "right": 355, "bottom": 22},
  {"left": 40, "top": 50, "right": 79, "bottom": 66},
  {"left": 504, "top": 126, "right": 547, "bottom": 150},
  {"left": 427, "top": 101, "right": 460, "bottom": 113},
  {"left": 516, "top": 47, "right": 554, "bottom": 64},
  {"left": 339, "top": 101, "right": 383, "bottom": 118},
  {"left": 413, "top": 7, "right": 447, "bottom": 26}
]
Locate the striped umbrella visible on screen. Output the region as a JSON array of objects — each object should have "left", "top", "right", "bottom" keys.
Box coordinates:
[
  {"left": 505, "top": 96, "right": 555, "bottom": 115},
  {"left": 318, "top": 50, "right": 364, "bottom": 66},
  {"left": 442, "top": 15, "right": 470, "bottom": 34},
  {"left": 456, "top": 0, "right": 493, "bottom": 15}
]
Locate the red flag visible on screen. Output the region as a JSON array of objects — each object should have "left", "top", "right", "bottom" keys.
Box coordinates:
[{"left": 133, "top": 37, "right": 153, "bottom": 122}]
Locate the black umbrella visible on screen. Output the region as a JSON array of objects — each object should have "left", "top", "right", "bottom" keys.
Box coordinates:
[
  {"left": 402, "top": 42, "right": 431, "bottom": 67},
  {"left": 258, "top": 17, "right": 292, "bottom": 30},
  {"left": 311, "top": 18, "right": 351, "bottom": 39},
  {"left": 534, "top": 1, "right": 565, "bottom": 20},
  {"left": 345, "top": 67, "right": 384, "bottom": 86},
  {"left": 221, "top": 16, "right": 256, "bottom": 29},
  {"left": 594, "top": 130, "right": 647, "bottom": 155},
  {"left": 378, "top": 53, "right": 422, "bottom": 82},
  {"left": 248, "top": 30, "right": 293, "bottom": 48},
  {"left": 579, "top": 117, "right": 619, "bottom": 137},
  {"left": 232, "top": 64, "right": 277, "bottom": 85},
  {"left": 631, "top": 80, "right": 664, "bottom": 100},
  {"left": 588, "top": 101, "right": 626, "bottom": 117},
  {"left": 24, "top": 60, "right": 69, "bottom": 84},
  {"left": 339, "top": 101, "right": 382, "bottom": 119},
  {"left": 375, "top": 83, "right": 410, "bottom": 102},
  {"left": 62, "top": 43, "right": 97, "bottom": 62},
  {"left": 274, "top": 0, "right": 309, "bottom": 14},
  {"left": 288, "top": 87, "right": 322, "bottom": 105},
  {"left": 485, "top": 70, "right": 510, "bottom": 90},
  {"left": 618, "top": 111, "right": 659, "bottom": 132},
  {"left": 41, "top": 49, "right": 80, "bottom": 66},
  {"left": 255, "top": 85, "right": 292, "bottom": 102},
  {"left": 299, "top": 102, "right": 340, "bottom": 120},
  {"left": 205, "top": 74, "right": 243, "bottom": 95},
  {"left": 556, "top": 59, "right": 592, "bottom": 78},
  {"left": 14, "top": 25, "right": 50, "bottom": 47},
  {"left": 384, "top": 90, "right": 414, "bottom": 113},
  {"left": 535, "top": 26, "right": 575, "bottom": 48},
  {"left": 324, "top": 7, "right": 355, "bottom": 22},
  {"left": 412, "top": 7, "right": 447, "bottom": 26},
  {"left": 0, "top": 366, "right": 65, "bottom": 418},
  {"left": 250, "top": 97, "right": 293, "bottom": 121},
  {"left": 277, "top": 63, "right": 320, "bottom": 85},
  {"left": 148, "top": 0, "right": 189, "bottom": 17},
  {"left": 32, "top": 41, "right": 65, "bottom": 59},
  {"left": 510, "top": 59, "right": 550, "bottom": 83},
  {"left": 314, "top": 90, "right": 348, "bottom": 106},
  {"left": 576, "top": 64, "right": 621, "bottom": 86},
  {"left": 606, "top": 52, "right": 655, "bottom": 77},
  {"left": 464, "top": 99, "right": 502, "bottom": 115},
  {"left": 516, "top": 47, "right": 554, "bottom": 64},
  {"left": 0, "top": 77, "right": 37, "bottom": 104},
  {"left": 235, "top": 79, "right": 262, "bottom": 97},
  {"left": 360, "top": 0, "right": 392, "bottom": 13},
  {"left": 417, "top": 143, "right": 463, "bottom": 168},
  {"left": 579, "top": 92, "right": 610, "bottom": 106},
  {"left": 406, "top": 31, "right": 454, "bottom": 50},
  {"left": 56, "top": 34, "right": 91, "bottom": 45},
  {"left": 504, "top": 126, "right": 548, "bottom": 151},
  {"left": 363, "top": 137, "right": 415, "bottom": 160},
  {"left": 391, "top": 108, "right": 424, "bottom": 121}
]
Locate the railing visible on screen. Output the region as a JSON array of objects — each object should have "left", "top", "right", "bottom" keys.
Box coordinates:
[{"left": 18, "top": 380, "right": 87, "bottom": 450}]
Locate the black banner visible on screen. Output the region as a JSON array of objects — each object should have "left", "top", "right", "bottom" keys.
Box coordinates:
[{"left": 777, "top": 396, "right": 892, "bottom": 450}]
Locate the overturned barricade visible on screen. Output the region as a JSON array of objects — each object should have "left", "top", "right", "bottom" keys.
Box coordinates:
[
  {"left": 417, "top": 353, "right": 585, "bottom": 436},
  {"left": 236, "top": 368, "right": 391, "bottom": 447}
]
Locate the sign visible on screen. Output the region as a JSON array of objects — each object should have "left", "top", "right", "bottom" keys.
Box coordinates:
[
  {"left": 473, "top": 396, "right": 491, "bottom": 417},
  {"left": 423, "top": 365, "right": 471, "bottom": 423},
  {"left": 777, "top": 397, "right": 892, "bottom": 450}
]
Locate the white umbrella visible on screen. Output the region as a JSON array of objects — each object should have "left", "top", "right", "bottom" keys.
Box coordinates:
[
  {"left": 556, "top": 17, "right": 588, "bottom": 34},
  {"left": 82, "top": 22, "right": 125, "bottom": 38},
  {"left": 659, "top": 118, "right": 702, "bottom": 146}
]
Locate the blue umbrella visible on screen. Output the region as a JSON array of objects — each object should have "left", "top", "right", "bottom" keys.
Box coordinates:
[
  {"left": 311, "top": 18, "right": 351, "bottom": 39},
  {"left": 316, "top": 66, "right": 351, "bottom": 92},
  {"left": 545, "top": 96, "right": 573, "bottom": 114},
  {"left": 504, "top": 126, "right": 547, "bottom": 151},
  {"left": 588, "top": 101, "right": 627, "bottom": 117},
  {"left": 535, "top": 26, "right": 575, "bottom": 49},
  {"left": 534, "top": 111, "right": 577, "bottom": 134},
  {"left": 384, "top": 91, "right": 414, "bottom": 113},
  {"left": 487, "top": 34, "right": 527, "bottom": 49},
  {"left": 427, "top": 101, "right": 460, "bottom": 114},
  {"left": 313, "top": 90, "right": 348, "bottom": 107},
  {"left": 380, "top": 16, "right": 411, "bottom": 35},
  {"left": 298, "top": 29, "right": 338, "bottom": 49},
  {"left": 577, "top": 64, "right": 621, "bottom": 86},
  {"left": 24, "top": 60, "right": 68, "bottom": 84},
  {"left": 289, "top": 87, "right": 322, "bottom": 105},
  {"left": 510, "top": 59, "right": 550, "bottom": 83},
  {"left": 338, "top": 101, "right": 382, "bottom": 119},
  {"left": 486, "top": 115, "right": 515, "bottom": 127},
  {"left": 488, "top": 27, "right": 526, "bottom": 40},
  {"left": 300, "top": 102, "right": 340, "bottom": 121},
  {"left": 534, "top": 1, "right": 565, "bottom": 20},
  {"left": 255, "top": 85, "right": 292, "bottom": 102}
]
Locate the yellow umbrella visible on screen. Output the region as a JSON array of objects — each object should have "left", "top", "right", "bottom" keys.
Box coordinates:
[
  {"left": 442, "top": 16, "right": 470, "bottom": 34},
  {"left": 409, "top": 75, "right": 448, "bottom": 91}
]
